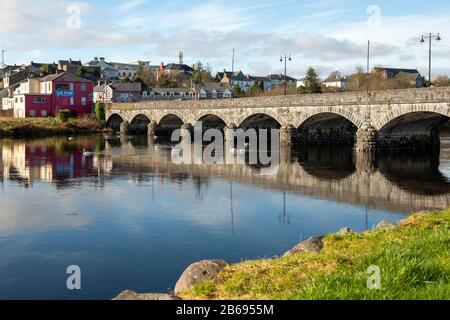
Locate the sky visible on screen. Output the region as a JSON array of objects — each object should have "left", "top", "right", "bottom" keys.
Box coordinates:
[{"left": 0, "top": 0, "right": 449, "bottom": 78}]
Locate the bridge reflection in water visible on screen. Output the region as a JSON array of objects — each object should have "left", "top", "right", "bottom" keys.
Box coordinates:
[
  {"left": 102, "top": 136, "right": 450, "bottom": 213},
  {"left": 1, "top": 135, "right": 450, "bottom": 214}
]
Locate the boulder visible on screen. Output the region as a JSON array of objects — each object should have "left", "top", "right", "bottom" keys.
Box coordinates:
[
  {"left": 336, "top": 227, "right": 353, "bottom": 236},
  {"left": 374, "top": 220, "right": 397, "bottom": 230},
  {"left": 283, "top": 236, "right": 324, "bottom": 257},
  {"left": 113, "top": 290, "right": 181, "bottom": 300},
  {"left": 174, "top": 260, "right": 229, "bottom": 294}
]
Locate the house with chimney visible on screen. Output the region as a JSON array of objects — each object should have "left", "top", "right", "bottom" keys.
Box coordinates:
[
  {"left": 57, "top": 59, "right": 82, "bottom": 74},
  {"left": 94, "top": 82, "right": 142, "bottom": 103},
  {"left": 220, "top": 70, "right": 253, "bottom": 92},
  {"left": 157, "top": 62, "right": 195, "bottom": 82},
  {"left": 374, "top": 67, "right": 426, "bottom": 88}
]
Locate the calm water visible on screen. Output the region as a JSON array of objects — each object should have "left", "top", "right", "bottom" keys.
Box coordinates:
[{"left": 1, "top": 135, "right": 450, "bottom": 300}]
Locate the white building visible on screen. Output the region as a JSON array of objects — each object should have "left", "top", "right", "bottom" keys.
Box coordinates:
[{"left": 323, "top": 71, "right": 348, "bottom": 89}]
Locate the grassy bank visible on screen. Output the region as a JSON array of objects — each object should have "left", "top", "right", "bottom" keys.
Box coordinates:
[
  {"left": 181, "top": 210, "right": 450, "bottom": 300},
  {"left": 0, "top": 117, "right": 108, "bottom": 138}
]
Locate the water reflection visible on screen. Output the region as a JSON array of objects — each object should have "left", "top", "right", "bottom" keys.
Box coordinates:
[
  {"left": 1, "top": 136, "right": 450, "bottom": 212},
  {"left": 1, "top": 135, "right": 450, "bottom": 299}
]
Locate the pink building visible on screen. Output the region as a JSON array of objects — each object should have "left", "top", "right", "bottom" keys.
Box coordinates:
[{"left": 12, "top": 72, "right": 94, "bottom": 118}]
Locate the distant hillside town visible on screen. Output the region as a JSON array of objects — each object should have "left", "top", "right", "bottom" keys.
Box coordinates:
[{"left": 0, "top": 54, "right": 446, "bottom": 119}]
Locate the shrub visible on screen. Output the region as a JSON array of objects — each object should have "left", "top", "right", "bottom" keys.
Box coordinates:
[
  {"left": 95, "top": 103, "right": 106, "bottom": 121},
  {"left": 56, "top": 109, "right": 72, "bottom": 123}
]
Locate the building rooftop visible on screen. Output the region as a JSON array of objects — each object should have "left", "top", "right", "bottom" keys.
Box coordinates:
[{"left": 40, "top": 72, "right": 92, "bottom": 83}]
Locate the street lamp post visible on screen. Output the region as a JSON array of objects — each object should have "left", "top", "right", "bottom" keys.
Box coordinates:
[
  {"left": 420, "top": 33, "right": 441, "bottom": 86},
  {"left": 280, "top": 54, "right": 292, "bottom": 96}
]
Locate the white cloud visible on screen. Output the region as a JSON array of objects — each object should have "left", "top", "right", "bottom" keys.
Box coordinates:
[{"left": 1, "top": 0, "right": 449, "bottom": 77}]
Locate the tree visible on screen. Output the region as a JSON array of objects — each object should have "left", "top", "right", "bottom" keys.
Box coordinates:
[
  {"left": 214, "top": 73, "right": 223, "bottom": 82},
  {"left": 249, "top": 81, "right": 263, "bottom": 96},
  {"left": 136, "top": 65, "right": 157, "bottom": 87},
  {"left": 347, "top": 67, "right": 366, "bottom": 91},
  {"left": 192, "top": 61, "right": 213, "bottom": 84},
  {"left": 394, "top": 72, "right": 415, "bottom": 89},
  {"left": 95, "top": 102, "right": 106, "bottom": 121},
  {"left": 76, "top": 66, "right": 87, "bottom": 77},
  {"left": 300, "top": 67, "right": 322, "bottom": 94},
  {"left": 233, "top": 84, "right": 243, "bottom": 97},
  {"left": 433, "top": 75, "right": 450, "bottom": 87}
]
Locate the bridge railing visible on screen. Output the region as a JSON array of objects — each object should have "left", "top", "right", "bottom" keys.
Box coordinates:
[{"left": 108, "top": 87, "right": 450, "bottom": 110}]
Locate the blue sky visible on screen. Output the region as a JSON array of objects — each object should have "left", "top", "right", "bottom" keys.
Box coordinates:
[{"left": 1, "top": 0, "right": 449, "bottom": 78}]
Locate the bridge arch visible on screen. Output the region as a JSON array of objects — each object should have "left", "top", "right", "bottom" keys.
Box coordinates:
[
  {"left": 295, "top": 108, "right": 364, "bottom": 129},
  {"left": 154, "top": 112, "right": 187, "bottom": 125},
  {"left": 238, "top": 113, "right": 283, "bottom": 130},
  {"left": 155, "top": 113, "right": 185, "bottom": 138},
  {"left": 130, "top": 114, "right": 152, "bottom": 134},
  {"left": 106, "top": 113, "right": 125, "bottom": 131},
  {"left": 195, "top": 114, "right": 228, "bottom": 131},
  {"left": 296, "top": 112, "right": 360, "bottom": 145},
  {"left": 374, "top": 105, "right": 450, "bottom": 131}
]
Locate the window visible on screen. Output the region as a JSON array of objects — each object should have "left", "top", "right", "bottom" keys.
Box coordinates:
[
  {"left": 56, "top": 84, "right": 69, "bottom": 90},
  {"left": 33, "top": 97, "right": 46, "bottom": 104},
  {"left": 29, "top": 110, "right": 36, "bottom": 117},
  {"left": 41, "top": 110, "right": 47, "bottom": 117},
  {"left": 69, "top": 83, "right": 74, "bottom": 91},
  {"left": 70, "top": 97, "right": 74, "bottom": 106},
  {"left": 81, "top": 97, "right": 87, "bottom": 106},
  {"left": 81, "top": 83, "right": 87, "bottom": 91},
  {"left": 20, "top": 97, "right": 23, "bottom": 103}
]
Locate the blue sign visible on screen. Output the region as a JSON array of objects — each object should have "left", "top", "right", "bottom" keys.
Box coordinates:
[{"left": 56, "top": 90, "right": 74, "bottom": 97}]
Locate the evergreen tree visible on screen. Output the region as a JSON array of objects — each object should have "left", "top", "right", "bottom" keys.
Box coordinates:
[
  {"left": 233, "top": 84, "right": 242, "bottom": 97},
  {"left": 249, "top": 81, "right": 263, "bottom": 96},
  {"left": 301, "top": 67, "right": 322, "bottom": 94}
]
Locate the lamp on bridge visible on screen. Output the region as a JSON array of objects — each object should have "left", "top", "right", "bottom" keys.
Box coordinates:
[
  {"left": 280, "top": 54, "right": 292, "bottom": 96},
  {"left": 420, "top": 33, "right": 442, "bottom": 86}
]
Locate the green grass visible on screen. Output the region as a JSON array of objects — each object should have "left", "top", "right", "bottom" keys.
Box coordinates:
[
  {"left": 0, "top": 117, "right": 106, "bottom": 138},
  {"left": 181, "top": 210, "right": 450, "bottom": 300}
]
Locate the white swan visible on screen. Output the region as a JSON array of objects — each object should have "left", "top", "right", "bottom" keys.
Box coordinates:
[
  {"left": 83, "top": 149, "right": 94, "bottom": 157},
  {"left": 68, "top": 137, "right": 74, "bottom": 141}
]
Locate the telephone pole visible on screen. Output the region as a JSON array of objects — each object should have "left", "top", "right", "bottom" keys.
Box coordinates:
[{"left": 232, "top": 48, "right": 235, "bottom": 73}]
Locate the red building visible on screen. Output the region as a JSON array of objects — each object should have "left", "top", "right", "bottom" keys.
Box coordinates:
[{"left": 12, "top": 72, "right": 94, "bottom": 118}]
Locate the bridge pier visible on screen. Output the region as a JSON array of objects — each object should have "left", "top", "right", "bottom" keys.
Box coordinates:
[
  {"left": 181, "top": 123, "right": 194, "bottom": 140},
  {"left": 147, "top": 121, "right": 158, "bottom": 137},
  {"left": 120, "top": 121, "right": 131, "bottom": 135},
  {"left": 224, "top": 124, "right": 237, "bottom": 142},
  {"left": 280, "top": 125, "right": 296, "bottom": 146},
  {"left": 356, "top": 125, "right": 377, "bottom": 153}
]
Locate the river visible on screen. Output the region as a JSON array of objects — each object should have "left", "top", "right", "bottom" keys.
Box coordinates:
[{"left": 0, "top": 135, "right": 449, "bottom": 299}]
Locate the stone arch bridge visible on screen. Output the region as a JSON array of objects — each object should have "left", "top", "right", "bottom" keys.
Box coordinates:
[{"left": 106, "top": 87, "right": 450, "bottom": 150}]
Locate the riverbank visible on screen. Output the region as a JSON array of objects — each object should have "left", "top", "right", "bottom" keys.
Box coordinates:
[
  {"left": 0, "top": 117, "right": 109, "bottom": 138},
  {"left": 176, "top": 209, "right": 449, "bottom": 300}
]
